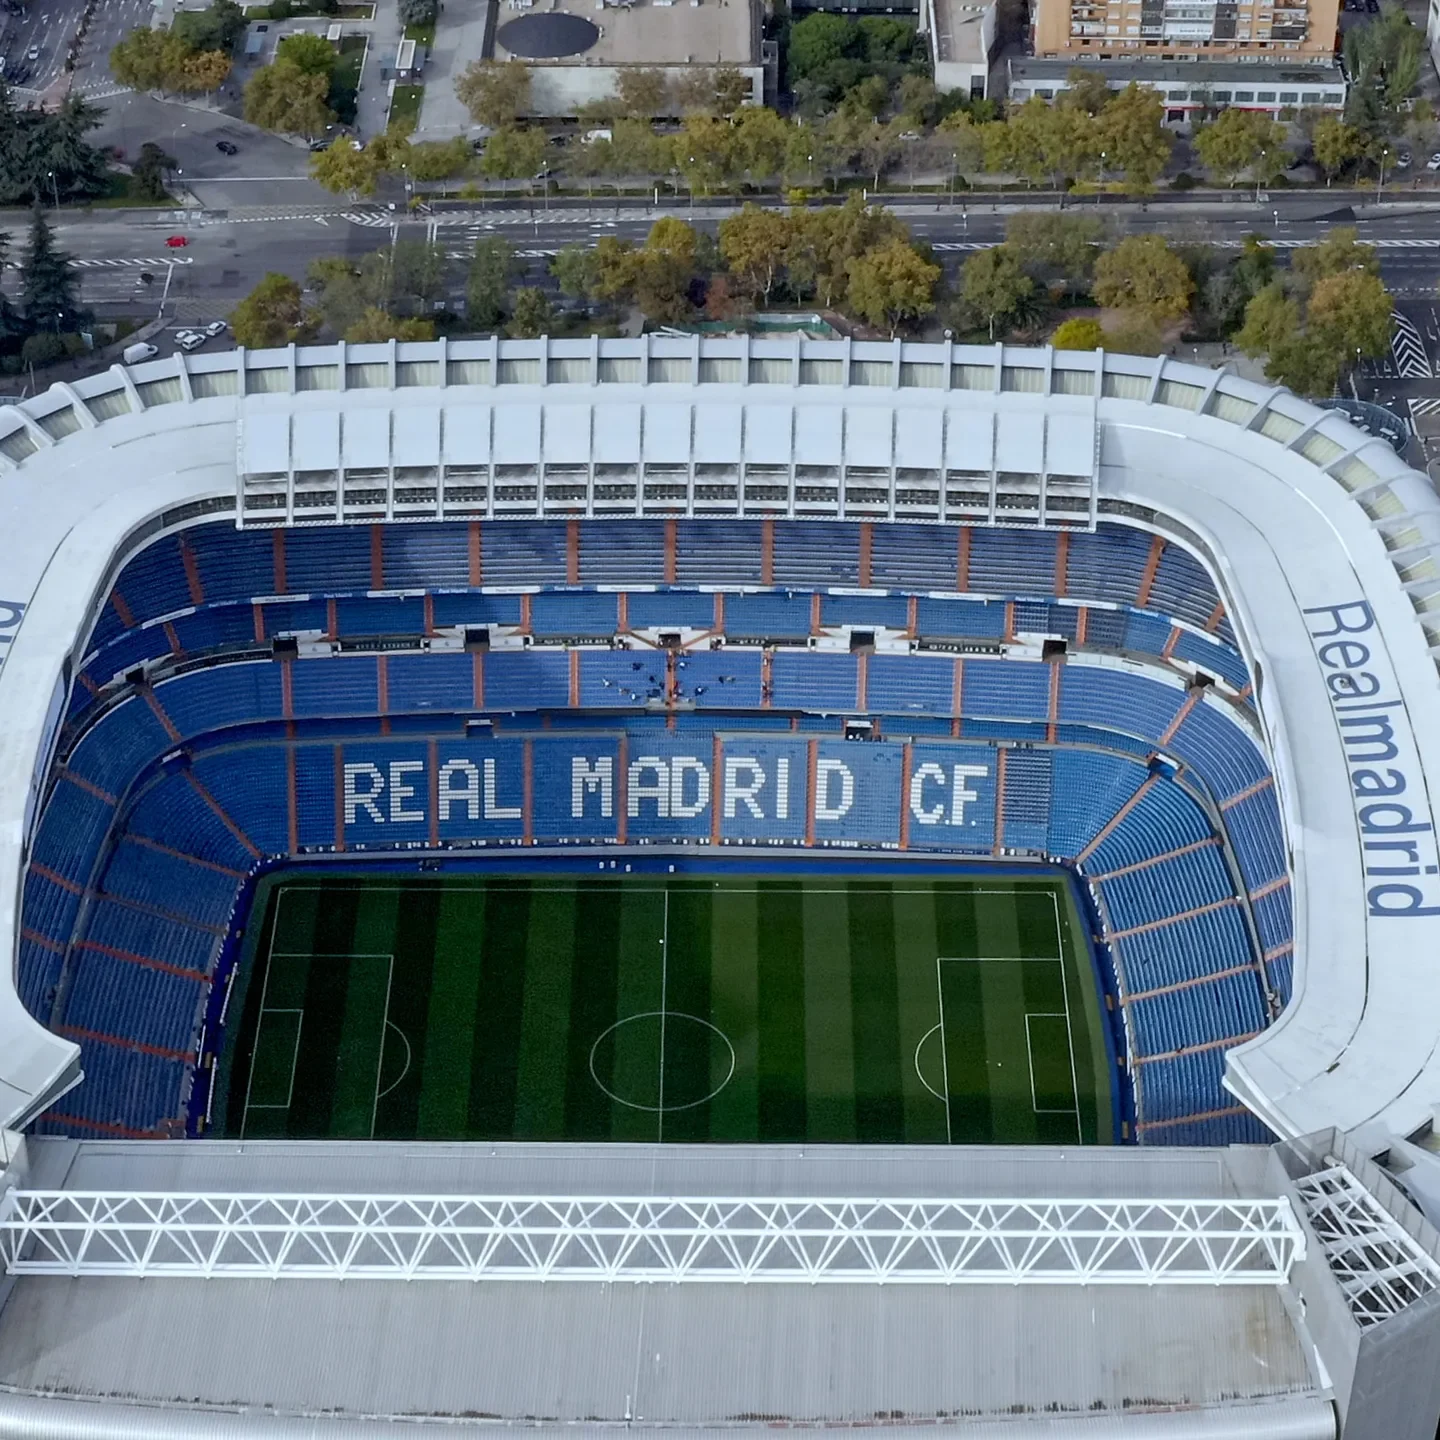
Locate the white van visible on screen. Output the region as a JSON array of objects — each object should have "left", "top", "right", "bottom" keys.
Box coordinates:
[{"left": 122, "top": 342, "right": 159, "bottom": 365}]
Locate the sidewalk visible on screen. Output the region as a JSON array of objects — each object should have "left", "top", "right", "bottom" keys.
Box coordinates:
[{"left": 355, "top": 0, "right": 406, "bottom": 139}]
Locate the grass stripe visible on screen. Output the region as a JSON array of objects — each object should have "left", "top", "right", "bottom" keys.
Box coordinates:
[
  {"left": 890, "top": 884, "right": 948, "bottom": 1143},
  {"left": 606, "top": 883, "right": 665, "bottom": 1142},
  {"left": 564, "top": 882, "right": 624, "bottom": 1141},
  {"left": 847, "top": 881, "right": 903, "bottom": 1143},
  {"left": 801, "top": 881, "right": 856, "bottom": 1143},
  {"left": 657, "top": 883, "right": 714, "bottom": 1144},
  {"left": 417, "top": 884, "right": 487, "bottom": 1138},
  {"left": 467, "top": 880, "right": 531, "bottom": 1138},
  {"left": 374, "top": 885, "right": 440, "bottom": 1139},
  {"left": 707, "top": 881, "right": 759, "bottom": 1143},
  {"left": 755, "top": 881, "right": 806, "bottom": 1142},
  {"left": 327, "top": 887, "right": 400, "bottom": 1139},
  {"left": 512, "top": 885, "right": 577, "bottom": 1139}
]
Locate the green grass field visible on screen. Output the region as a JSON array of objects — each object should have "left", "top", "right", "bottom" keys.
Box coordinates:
[{"left": 218, "top": 872, "right": 1113, "bottom": 1146}]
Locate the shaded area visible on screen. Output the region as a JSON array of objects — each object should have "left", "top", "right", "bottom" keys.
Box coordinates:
[{"left": 496, "top": 11, "right": 599, "bottom": 57}]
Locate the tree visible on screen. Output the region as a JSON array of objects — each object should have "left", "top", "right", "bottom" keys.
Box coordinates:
[
  {"left": 1004, "top": 211, "right": 1103, "bottom": 289},
  {"left": 229, "top": 272, "right": 310, "bottom": 348},
  {"left": 19, "top": 206, "right": 81, "bottom": 334},
  {"left": 938, "top": 111, "right": 987, "bottom": 181},
  {"left": 109, "top": 28, "right": 191, "bottom": 92},
  {"left": 730, "top": 105, "right": 791, "bottom": 185},
  {"left": 1052, "top": 316, "right": 1104, "bottom": 350},
  {"left": 1307, "top": 270, "right": 1393, "bottom": 369},
  {"left": 1193, "top": 108, "right": 1286, "bottom": 187},
  {"left": 551, "top": 245, "right": 599, "bottom": 300},
  {"left": 718, "top": 204, "right": 792, "bottom": 304},
  {"left": 131, "top": 142, "right": 176, "bottom": 202},
  {"left": 244, "top": 61, "right": 333, "bottom": 136},
  {"left": 844, "top": 238, "right": 940, "bottom": 336},
  {"left": 616, "top": 66, "right": 668, "bottom": 118},
  {"left": 455, "top": 60, "right": 531, "bottom": 128},
  {"left": 179, "top": 48, "right": 232, "bottom": 94},
  {"left": 1002, "top": 96, "right": 1096, "bottom": 189},
  {"left": 380, "top": 240, "right": 446, "bottom": 315},
  {"left": 1093, "top": 234, "right": 1193, "bottom": 322},
  {"left": 1291, "top": 226, "right": 1379, "bottom": 284},
  {"left": 1094, "top": 83, "right": 1172, "bottom": 190},
  {"left": 1312, "top": 116, "right": 1366, "bottom": 186},
  {"left": 404, "top": 137, "right": 471, "bottom": 180},
  {"left": 397, "top": 0, "right": 438, "bottom": 26},
  {"left": 507, "top": 287, "right": 554, "bottom": 338},
  {"left": 171, "top": 0, "right": 246, "bottom": 53},
  {"left": 960, "top": 246, "right": 1035, "bottom": 340},
  {"left": 20, "top": 331, "right": 67, "bottom": 369},
  {"left": 307, "top": 256, "right": 373, "bottom": 336},
  {"left": 276, "top": 31, "right": 337, "bottom": 76},
  {"left": 798, "top": 194, "right": 906, "bottom": 309},
  {"left": 857, "top": 118, "right": 906, "bottom": 188},
  {"left": 310, "top": 136, "right": 381, "bottom": 196},
  {"left": 343, "top": 308, "right": 434, "bottom": 342},
  {"left": 467, "top": 237, "right": 515, "bottom": 328},
  {"left": 1061, "top": 68, "right": 1112, "bottom": 116},
  {"left": 478, "top": 124, "right": 547, "bottom": 181},
  {"left": 1205, "top": 235, "right": 1276, "bottom": 335},
  {"left": 675, "top": 113, "right": 736, "bottom": 195}
]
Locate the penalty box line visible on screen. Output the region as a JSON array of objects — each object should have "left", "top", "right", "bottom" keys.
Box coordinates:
[{"left": 935, "top": 953, "right": 1082, "bottom": 1143}]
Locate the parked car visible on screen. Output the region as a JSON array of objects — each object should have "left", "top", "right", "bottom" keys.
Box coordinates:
[
  {"left": 164, "top": 235, "right": 188, "bottom": 247},
  {"left": 26, "top": 45, "right": 38, "bottom": 60},
  {"left": 215, "top": 140, "right": 238, "bottom": 155},
  {"left": 122, "top": 342, "right": 158, "bottom": 365},
  {"left": 1398, "top": 151, "right": 1412, "bottom": 168},
  {"left": 1428, "top": 153, "right": 1440, "bottom": 171},
  {"left": 203, "top": 320, "right": 227, "bottom": 338},
  {"left": 174, "top": 331, "right": 204, "bottom": 352}
]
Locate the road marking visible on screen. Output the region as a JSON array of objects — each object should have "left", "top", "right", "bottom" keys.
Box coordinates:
[{"left": 1391, "top": 310, "right": 1433, "bottom": 378}]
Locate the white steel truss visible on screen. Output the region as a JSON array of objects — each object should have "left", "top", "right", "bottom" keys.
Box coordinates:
[
  {"left": 1292, "top": 1163, "right": 1440, "bottom": 1326},
  {"left": 0, "top": 1191, "right": 1304, "bottom": 1285}
]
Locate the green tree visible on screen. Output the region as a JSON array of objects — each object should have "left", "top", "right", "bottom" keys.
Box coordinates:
[
  {"left": 551, "top": 245, "right": 599, "bottom": 300},
  {"left": 1061, "top": 68, "right": 1112, "bottom": 116},
  {"left": 730, "top": 105, "right": 791, "bottom": 185},
  {"left": 276, "top": 31, "right": 336, "bottom": 75},
  {"left": 307, "top": 256, "right": 373, "bottom": 336},
  {"left": 938, "top": 110, "right": 987, "bottom": 181},
  {"left": 1205, "top": 234, "right": 1276, "bottom": 335},
  {"left": 1094, "top": 83, "right": 1172, "bottom": 190},
  {"left": 344, "top": 308, "right": 434, "bottom": 342},
  {"left": 799, "top": 194, "right": 906, "bottom": 308},
  {"left": 19, "top": 206, "right": 81, "bottom": 334},
  {"left": 405, "top": 137, "right": 472, "bottom": 180},
  {"left": 960, "top": 245, "right": 1035, "bottom": 340},
  {"left": 397, "top": 0, "right": 438, "bottom": 26},
  {"left": 844, "top": 237, "right": 940, "bottom": 335},
  {"left": 20, "top": 331, "right": 67, "bottom": 369},
  {"left": 309, "top": 136, "right": 381, "bottom": 196},
  {"left": 131, "top": 141, "right": 176, "bottom": 202},
  {"left": 1193, "top": 108, "right": 1286, "bottom": 187},
  {"left": 467, "top": 237, "right": 515, "bottom": 328},
  {"left": 109, "top": 28, "right": 192, "bottom": 92},
  {"left": 857, "top": 117, "right": 906, "bottom": 188},
  {"left": 229, "top": 272, "right": 310, "bottom": 348},
  {"left": 171, "top": 0, "right": 246, "bottom": 53},
  {"left": 1235, "top": 283, "right": 1302, "bottom": 360},
  {"left": 478, "top": 124, "right": 547, "bottom": 181},
  {"left": 787, "top": 13, "right": 856, "bottom": 89},
  {"left": 244, "top": 61, "right": 333, "bottom": 136},
  {"left": 1052, "top": 316, "right": 1104, "bottom": 350},
  {"left": 507, "top": 286, "right": 555, "bottom": 338},
  {"left": 616, "top": 66, "right": 668, "bottom": 118},
  {"left": 718, "top": 203, "right": 792, "bottom": 304},
  {"left": 1291, "top": 226, "right": 1379, "bottom": 285},
  {"left": 455, "top": 60, "right": 531, "bottom": 128},
  {"left": 1005, "top": 96, "right": 1096, "bottom": 189},
  {"left": 1307, "top": 269, "right": 1393, "bottom": 369},
  {"left": 1092, "top": 234, "right": 1193, "bottom": 322},
  {"left": 675, "top": 113, "right": 736, "bottom": 195},
  {"left": 1312, "top": 115, "right": 1366, "bottom": 185},
  {"left": 1004, "top": 211, "right": 1104, "bottom": 289}
]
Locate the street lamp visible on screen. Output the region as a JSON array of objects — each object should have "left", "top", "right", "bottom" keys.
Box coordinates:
[
  {"left": 1378, "top": 146, "right": 1390, "bottom": 203},
  {"left": 1255, "top": 149, "right": 1266, "bottom": 202},
  {"left": 1097, "top": 150, "right": 1106, "bottom": 206},
  {"left": 46, "top": 169, "right": 58, "bottom": 209}
]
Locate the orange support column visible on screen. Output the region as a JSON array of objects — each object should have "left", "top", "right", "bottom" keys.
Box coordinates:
[
  {"left": 993, "top": 748, "right": 1007, "bottom": 855},
  {"left": 273, "top": 528, "right": 288, "bottom": 594},
  {"left": 286, "top": 747, "right": 299, "bottom": 856},
  {"left": 468, "top": 522, "right": 483, "bottom": 586},
  {"left": 1054, "top": 530, "right": 1069, "bottom": 599},
  {"left": 427, "top": 739, "right": 440, "bottom": 847},
  {"left": 1137, "top": 535, "right": 1165, "bottom": 609},
  {"left": 858, "top": 523, "right": 873, "bottom": 588},
  {"left": 370, "top": 525, "right": 385, "bottom": 590},
  {"left": 567, "top": 520, "right": 581, "bottom": 583},
  {"left": 664, "top": 520, "right": 678, "bottom": 583},
  {"left": 333, "top": 746, "right": 346, "bottom": 852},
  {"left": 760, "top": 520, "right": 775, "bottom": 586}
]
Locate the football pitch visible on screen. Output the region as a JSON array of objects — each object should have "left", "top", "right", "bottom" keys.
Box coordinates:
[{"left": 218, "top": 871, "right": 1115, "bottom": 1146}]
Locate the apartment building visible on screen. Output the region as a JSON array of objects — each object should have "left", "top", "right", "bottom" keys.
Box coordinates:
[{"left": 1032, "top": 0, "right": 1340, "bottom": 63}]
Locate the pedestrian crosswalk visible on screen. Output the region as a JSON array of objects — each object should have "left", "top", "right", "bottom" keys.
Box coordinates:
[
  {"left": 1408, "top": 397, "right": 1440, "bottom": 421},
  {"left": 72, "top": 257, "right": 196, "bottom": 268},
  {"left": 1391, "top": 311, "right": 1433, "bottom": 379}
]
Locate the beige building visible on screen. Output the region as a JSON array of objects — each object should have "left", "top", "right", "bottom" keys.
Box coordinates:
[{"left": 1031, "top": 0, "right": 1340, "bottom": 64}]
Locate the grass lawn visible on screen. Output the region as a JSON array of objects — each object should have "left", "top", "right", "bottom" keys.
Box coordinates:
[
  {"left": 402, "top": 20, "right": 434, "bottom": 45},
  {"left": 217, "top": 870, "right": 1113, "bottom": 1146},
  {"left": 389, "top": 83, "right": 424, "bottom": 132}
]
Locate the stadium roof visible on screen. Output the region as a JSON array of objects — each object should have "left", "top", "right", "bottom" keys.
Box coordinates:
[
  {"left": 1, "top": 338, "right": 1439, "bottom": 1153},
  {"left": 0, "top": 1138, "right": 1331, "bottom": 1435}
]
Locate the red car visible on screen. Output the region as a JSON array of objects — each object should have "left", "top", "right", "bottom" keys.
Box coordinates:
[{"left": 164, "top": 235, "right": 189, "bottom": 248}]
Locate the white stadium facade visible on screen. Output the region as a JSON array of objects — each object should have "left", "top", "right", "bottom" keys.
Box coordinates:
[{"left": 1, "top": 336, "right": 1440, "bottom": 1437}]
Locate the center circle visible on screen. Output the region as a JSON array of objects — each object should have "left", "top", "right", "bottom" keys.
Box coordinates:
[{"left": 589, "top": 1012, "right": 736, "bottom": 1113}]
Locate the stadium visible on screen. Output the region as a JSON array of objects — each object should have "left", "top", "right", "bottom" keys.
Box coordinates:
[{"left": 0, "top": 335, "right": 1439, "bottom": 1438}]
